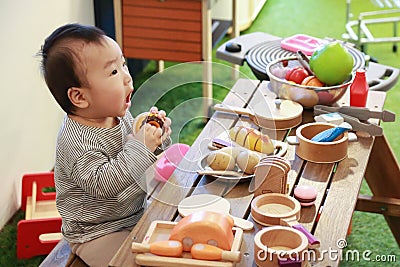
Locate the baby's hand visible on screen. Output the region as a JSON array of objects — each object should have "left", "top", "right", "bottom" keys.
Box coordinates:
[
  {"left": 148, "top": 107, "right": 172, "bottom": 142},
  {"left": 134, "top": 123, "right": 163, "bottom": 152}
]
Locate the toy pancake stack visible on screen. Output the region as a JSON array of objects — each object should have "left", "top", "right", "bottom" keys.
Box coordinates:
[{"left": 249, "top": 156, "right": 290, "bottom": 197}]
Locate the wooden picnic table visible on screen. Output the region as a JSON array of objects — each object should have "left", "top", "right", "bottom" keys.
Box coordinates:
[{"left": 109, "top": 78, "right": 399, "bottom": 267}]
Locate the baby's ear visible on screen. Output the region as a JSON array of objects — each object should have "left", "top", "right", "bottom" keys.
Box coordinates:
[{"left": 67, "top": 87, "right": 89, "bottom": 109}]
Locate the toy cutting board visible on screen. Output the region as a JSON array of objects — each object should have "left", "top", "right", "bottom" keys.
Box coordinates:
[{"left": 135, "top": 221, "right": 243, "bottom": 267}]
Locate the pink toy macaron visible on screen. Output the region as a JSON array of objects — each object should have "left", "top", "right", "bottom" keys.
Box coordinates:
[{"left": 294, "top": 185, "right": 318, "bottom": 207}]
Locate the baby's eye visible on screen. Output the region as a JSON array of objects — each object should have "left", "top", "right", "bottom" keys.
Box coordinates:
[{"left": 111, "top": 69, "right": 118, "bottom": 75}]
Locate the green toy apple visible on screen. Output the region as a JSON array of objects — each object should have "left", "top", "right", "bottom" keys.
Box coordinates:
[{"left": 309, "top": 41, "right": 354, "bottom": 86}]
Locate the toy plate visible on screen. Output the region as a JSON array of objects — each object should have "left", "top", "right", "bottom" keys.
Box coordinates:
[{"left": 198, "top": 153, "right": 254, "bottom": 182}]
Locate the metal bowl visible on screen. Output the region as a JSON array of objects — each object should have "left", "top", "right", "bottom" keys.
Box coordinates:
[{"left": 266, "top": 57, "right": 354, "bottom": 108}]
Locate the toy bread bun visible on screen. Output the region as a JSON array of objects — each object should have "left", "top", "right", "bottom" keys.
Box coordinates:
[
  {"left": 133, "top": 112, "right": 149, "bottom": 134},
  {"left": 228, "top": 126, "right": 239, "bottom": 141},
  {"left": 169, "top": 211, "right": 234, "bottom": 252},
  {"left": 206, "top": 150, "right": 236, "bottom": 171},
  {"left": 229, "top": 126, "right": 274, "bottom": 155}
]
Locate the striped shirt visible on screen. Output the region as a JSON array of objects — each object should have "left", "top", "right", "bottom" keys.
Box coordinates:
[{"left": 54, "top": 111, "right": 169, "bottom": 243}]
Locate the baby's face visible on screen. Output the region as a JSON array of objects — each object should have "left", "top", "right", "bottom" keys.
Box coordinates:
[{"left": 80, "top": 36, "right": 134, "bottom": 119}]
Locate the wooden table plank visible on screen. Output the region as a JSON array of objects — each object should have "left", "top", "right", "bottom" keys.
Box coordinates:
[
  {"left": 295, "top": 162, "right": 335, "bottom": 232},
  {"left": 312, "top": 137, "right": 374, "bottom": 267},
  {"left": 362, "top": 90, "right": 400, "bottom": 246},
  {"left": 313, "top": 90, "right": 387, "bottom": 267},
  {"left": 364, "top": 134, "right": 400, "bottom": 245}
]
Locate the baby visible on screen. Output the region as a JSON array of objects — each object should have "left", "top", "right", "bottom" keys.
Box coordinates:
[{"left": 40, "top": 23, "right": 171, "bottom": 266}]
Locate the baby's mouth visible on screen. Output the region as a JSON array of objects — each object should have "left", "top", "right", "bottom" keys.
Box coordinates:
[{"left": 126, "top": 93, "right": 132, "bottom": 103}]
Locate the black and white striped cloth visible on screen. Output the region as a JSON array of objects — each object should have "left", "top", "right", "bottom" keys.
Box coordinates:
[{"left": 54, "top": 111, "right": 169, "bottom": 243}]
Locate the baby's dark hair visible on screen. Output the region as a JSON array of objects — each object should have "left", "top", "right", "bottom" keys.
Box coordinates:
[{"left": 40, "top": 23, "right": 106, "bottom": 114}]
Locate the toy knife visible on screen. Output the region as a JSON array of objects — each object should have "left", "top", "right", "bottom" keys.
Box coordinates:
[
  {"left": 314, "top": 105, "right": 395, "bottom": 122},
  {"left": 313, "top": 105, "right": 388, "bottom": 136}
]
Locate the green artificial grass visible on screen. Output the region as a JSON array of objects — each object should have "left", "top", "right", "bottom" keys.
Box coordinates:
[
  {"left": 0, "top": 210, "right": 45, "bottom": 266},
  {"left": 1, "top": 0, "right": 399, "bottom": 266}
]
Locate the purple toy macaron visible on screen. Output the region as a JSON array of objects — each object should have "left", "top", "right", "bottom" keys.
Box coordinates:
[{"left": 294, "top": 185, "right": 318, "bottom": 207}]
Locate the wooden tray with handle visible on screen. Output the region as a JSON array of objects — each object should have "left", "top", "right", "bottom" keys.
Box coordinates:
[{"left": 133, "top": 220, "right": 243, "bottom": 267}]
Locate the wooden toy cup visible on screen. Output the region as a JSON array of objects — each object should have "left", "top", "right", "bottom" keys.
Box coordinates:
[
  {"left": 254, "top": 226, "right": 308, "bottom": 267},
  {"left": 293, "top": 122, "right": 348, "bottom": 163},
  {"left": 251, "top": 193, "right": 320, "bottom": 248}
]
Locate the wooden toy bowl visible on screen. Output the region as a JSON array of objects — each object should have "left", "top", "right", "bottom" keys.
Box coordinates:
[
  {"left": 251, "top": 193, "right": 300, "bottom": 226},
  {"left": 251, "top": 193, "right": 320, "bottom": 249},
  {"left": 295, "top": 122, "right": 348, "bottom": 163},
  {"left": 254, "top": 226, "right": 309, "bottom": 267}
]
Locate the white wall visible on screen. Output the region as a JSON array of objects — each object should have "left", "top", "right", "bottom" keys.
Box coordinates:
[
  {"left": 211, "top": 0, "right": 267, "bottom": 31},
  {"left": 0, "top": 1, "right": 94, "bottom": 230}
]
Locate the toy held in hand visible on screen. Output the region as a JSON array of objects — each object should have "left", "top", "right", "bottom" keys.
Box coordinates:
[
  {"left": 133, "top": 107, "right": 167, "bottom": 134},
  {"left": 145, "top": 113, "right": 164, "bottom": 129}
]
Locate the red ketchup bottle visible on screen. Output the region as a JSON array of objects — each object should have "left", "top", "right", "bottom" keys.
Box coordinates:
[{"left": 350, "top": 69, "right": 369, "bottom": 107}]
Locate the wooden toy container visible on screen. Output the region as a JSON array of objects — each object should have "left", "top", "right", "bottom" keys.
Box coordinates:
[
  {"left": 250, "top": 193, "right": 300, "bottom": 226},
  {"left": 254, "top": 226, "right": 308, "bottom": 267},
  {"left": 250, "top": 193, "right": 320, "bottom": 249},
  {"left": 294, "top": 122, "right": 348, "bottom": 163}
]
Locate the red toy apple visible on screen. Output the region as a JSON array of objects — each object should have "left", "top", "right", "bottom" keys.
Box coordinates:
[{"left": 285, "top": 67, "right": 309, "bottom": 84}]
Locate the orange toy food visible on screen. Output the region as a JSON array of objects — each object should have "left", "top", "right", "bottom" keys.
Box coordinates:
[
  {"left": 301, "top": 75, "right": 324, "bottom": 87},
  {"left": 132, "top": 240, "right": 183, "bottom": 257},
  {"left": 169, "top": 211, "right": 234, "bottom": 252},
  {"left": 191, "top": 243, "right": 240, "bottom": 262}
]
